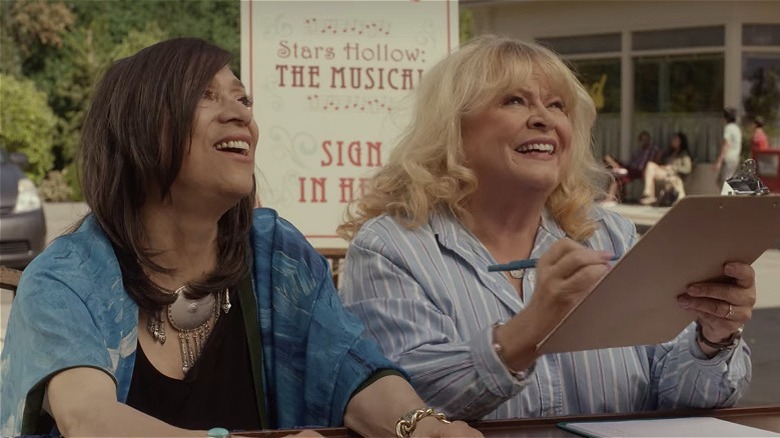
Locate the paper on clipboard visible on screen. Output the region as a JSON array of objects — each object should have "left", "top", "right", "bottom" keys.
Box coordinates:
[{"left": 537, "top": 195, "right": 780, "bottom": 354}]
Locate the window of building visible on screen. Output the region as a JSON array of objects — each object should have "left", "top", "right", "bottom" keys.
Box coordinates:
[
  {"left": 635, "top": 53, "right": 723, "bottom": 113},
  {"left": 536, "top": 33, "right": 620, "bottom": 55},
  {"left": 634, "top": 53, "right": 724, "bottom": 162},
  {"left": 570, "top": 58, "right": 621, "bottom": 159},
  {"left": 743, "top": 53, "right": 780, "bottom": 146},
  {"left": 743, "top": 24, "right": 780, "bottom": 46},
  {"left": 571, "top": 58, "right": 621, "bottom": 113},
  {"left": 632, "top": 26, "right": 724, "bottom": 51}
]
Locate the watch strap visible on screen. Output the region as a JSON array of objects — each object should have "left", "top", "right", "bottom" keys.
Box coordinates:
[{"left": 695, "top": 322, "right": 743, "bottom": 351}]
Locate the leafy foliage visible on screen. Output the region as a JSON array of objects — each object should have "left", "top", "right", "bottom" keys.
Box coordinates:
[
  {"left": 460, "top": 8, "right": 474, "bottom": 44},
  {"left": 38, "top": 170, "right": 73, "bottom": 202},
  {"left": 0, "top": 73, "right": 57, "bottom": 183},
  {"left": 744, "top": 67, "right": 780, "bottom": 133},
  {"left": 3, "top": 0, "right": 241, "bottom": 200},
  {"left": 5, "top": 0, "right": 76, "bottom": 55}
]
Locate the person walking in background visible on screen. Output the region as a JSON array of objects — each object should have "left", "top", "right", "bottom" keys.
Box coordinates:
[
  {"left": 603, "top": 131, "right": 660, "bottom": 203},
  {"left": 749, "top": 115, "right": 769, "bottom": 157},
  {"left": 639, "top": 132, "right": 693, "bottom": 206},
  {"left": 715, "top": 107, "right": 743, "bottom": 188},
  {"left": 0, "top": 38, "right": 479, "bottom": 438},
  {"left": 337, "top": 35, "right": 754, "bottom": 421}
]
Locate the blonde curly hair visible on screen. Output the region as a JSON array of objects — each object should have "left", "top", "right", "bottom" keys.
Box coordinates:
[{"left": 338, "top": 34, "right": 609, "bottom": 242}]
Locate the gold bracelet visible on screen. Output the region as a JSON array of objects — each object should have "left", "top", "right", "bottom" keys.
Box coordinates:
[{"left": 395, "top": 408, "right": 451, "bottom": 438}]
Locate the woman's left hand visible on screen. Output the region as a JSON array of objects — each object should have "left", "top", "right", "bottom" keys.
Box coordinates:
[
  {"left": 412, "top": 417, "right": 482, "bottom": 437},
  {"left": 677, "top": 262, "right": 756, "bottom": 345}
]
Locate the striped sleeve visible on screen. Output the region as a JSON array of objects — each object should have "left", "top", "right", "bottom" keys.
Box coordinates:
[{"left": 340, "top": 222, "right": 528, "bottom": 420}]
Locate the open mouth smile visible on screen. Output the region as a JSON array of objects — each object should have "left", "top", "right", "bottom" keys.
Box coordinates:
[
  {"left": 514, "top": 143, "right": 555, "bottom": 155},
  {"left": 214, "top": 140, "right": 250, "bottom": 156}
]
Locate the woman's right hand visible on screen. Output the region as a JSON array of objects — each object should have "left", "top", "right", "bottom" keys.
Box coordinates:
[
  {"left": 526, "top": 239, "right": 613, "bottom": 339},
  {"left": 494, "top": 239, "right": 613, "bottom": 372}
]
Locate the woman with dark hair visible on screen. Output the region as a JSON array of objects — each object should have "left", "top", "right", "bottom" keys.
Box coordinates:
[
  {"left": 0, "top": 38, "right": 479, "bottom": 438},
  {"left": 639, "top": 132, "right": 693, "bottom": 205}
]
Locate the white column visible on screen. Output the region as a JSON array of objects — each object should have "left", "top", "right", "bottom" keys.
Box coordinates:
[
  {"left": 724, "top": 21, "right": 742, "bottom": 111},
  {"left": 620, "top": 30, "right": 634, "bottom": 159}
]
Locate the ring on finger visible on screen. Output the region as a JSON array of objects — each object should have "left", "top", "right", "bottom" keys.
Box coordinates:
[{"left": 726, "top": 303, "right": 734, "bottom": 319}]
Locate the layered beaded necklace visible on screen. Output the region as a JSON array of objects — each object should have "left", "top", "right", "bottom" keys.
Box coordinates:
[{"left": 147, "top": 286, "right": 232, "bottom": 374}]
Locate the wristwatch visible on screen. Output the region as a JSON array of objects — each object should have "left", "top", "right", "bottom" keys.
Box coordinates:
[{"left": 695, "top": 323, "right": 743, "bottom": 351}]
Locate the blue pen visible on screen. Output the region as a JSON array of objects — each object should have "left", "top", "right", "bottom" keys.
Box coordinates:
[{"left": 487, "top": 255, "right": 620, "bottom": 272}]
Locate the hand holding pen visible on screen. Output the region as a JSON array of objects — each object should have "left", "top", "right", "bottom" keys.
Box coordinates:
[{"left": 489, "top": 239, "right": 618, "bottom": 360}]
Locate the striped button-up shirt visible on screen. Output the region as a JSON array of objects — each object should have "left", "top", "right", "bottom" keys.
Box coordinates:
[{"left": 340, "top": 207, "right": 751, "bottom": 420}]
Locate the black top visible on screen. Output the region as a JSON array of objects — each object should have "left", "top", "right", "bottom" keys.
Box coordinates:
[{"left": 126, "top": 288, "right": 263, "bottom": 431}]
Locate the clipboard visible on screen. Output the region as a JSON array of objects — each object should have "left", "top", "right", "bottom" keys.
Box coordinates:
[{"left": 536, "top": 194, "right": 780, "bottom": 354}]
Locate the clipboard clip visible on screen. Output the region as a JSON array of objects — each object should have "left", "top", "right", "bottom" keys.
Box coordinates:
[{"left": 721, "top": 159, "right": 771, "bottom": 196}]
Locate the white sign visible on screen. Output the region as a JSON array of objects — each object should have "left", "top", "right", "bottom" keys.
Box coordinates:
[{"left": 241, "top": 0, "right": 459, "bottom": 248}]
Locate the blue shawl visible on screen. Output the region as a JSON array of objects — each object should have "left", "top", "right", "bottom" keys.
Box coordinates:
[{"left": 1, "top": 208, "right": 401, "bottom": 436}]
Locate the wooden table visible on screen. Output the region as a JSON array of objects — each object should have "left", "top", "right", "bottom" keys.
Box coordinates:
[{"left": 241, "top": 405, "right": 780, "bottom": 437}]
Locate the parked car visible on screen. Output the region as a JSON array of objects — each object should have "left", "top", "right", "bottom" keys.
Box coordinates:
[{"left": 0, "top": 148, "right": 46, "bottom": 269}]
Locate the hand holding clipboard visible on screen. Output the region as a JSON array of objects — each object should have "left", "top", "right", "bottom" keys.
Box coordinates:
[{"left": 535, "top": 194, "right": 780, "bottom": 354}]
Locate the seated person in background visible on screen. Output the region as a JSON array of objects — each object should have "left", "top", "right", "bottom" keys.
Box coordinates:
[
  {"left": 603, "top": 131, "right": 660, "bottom": 202},
  {"left": 337, "top": 35, "right": 754, "bottom": 421},
  {"left": 639, "top": 131, "right": 693, "bottom": 206},
  {"left": 749, "top": 115, "right": 769, "bottom": 157},
  {"left": 0, "top": 38, "right": 478, "bottom": 438}
]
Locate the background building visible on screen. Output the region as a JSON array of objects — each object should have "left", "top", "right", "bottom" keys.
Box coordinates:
[{"left": 462, "top": 0, "right": 780, "bottom": 164}]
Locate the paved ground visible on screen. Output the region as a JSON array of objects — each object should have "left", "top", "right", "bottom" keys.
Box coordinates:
[{"left": 1, "top": 202, "right": 778, "bottom": 407}]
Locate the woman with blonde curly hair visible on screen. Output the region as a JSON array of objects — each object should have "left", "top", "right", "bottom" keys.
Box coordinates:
[{"left": 338, "top": 35, "right": 753, "bottom": 421}]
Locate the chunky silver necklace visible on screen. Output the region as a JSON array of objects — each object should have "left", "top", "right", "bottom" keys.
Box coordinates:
[{"left": 147, "top": 286, "right": 232, "bottom": 374}]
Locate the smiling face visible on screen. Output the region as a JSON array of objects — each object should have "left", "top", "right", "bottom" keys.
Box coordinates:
[
  {"left": 461, "top": 71, "right": 573, "bottom": 199},
  {"left": 169, "top": 66, "right": 259, "bottom": 210}
]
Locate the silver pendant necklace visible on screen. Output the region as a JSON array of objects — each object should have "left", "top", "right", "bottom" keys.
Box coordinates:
[
  {"left": 508, "top": 269, "right": 525, "bottom": 279},
  {"left": 147, "top": 286, "right": 232, "bottom": 374}
]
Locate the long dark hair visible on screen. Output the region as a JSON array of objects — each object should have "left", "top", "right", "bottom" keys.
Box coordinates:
[
  {"left": 662, "top": 131, "right": 691, "bottom": 162},
  {"left": 79, "top": 38, "right": 254, "bottom": 311}
]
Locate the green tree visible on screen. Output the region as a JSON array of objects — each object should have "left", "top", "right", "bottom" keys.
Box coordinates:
[
  {"left": 0, "top": 3, "right": 23, "bottom": 76},
  {"left": 460, "top": 8, "right": 475, "bottom": 44},
  {"left": 4, "top": 0, "right": 241, "bottom": 200},
  {"left": 744, "top": 67, "right": 780, "bottom": 132},
  {"left": 0, "top": 73, "right": 57, "bottom": 183},
  {"left": 4, "top": 0, "right": 76, "bottom": 55}
]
